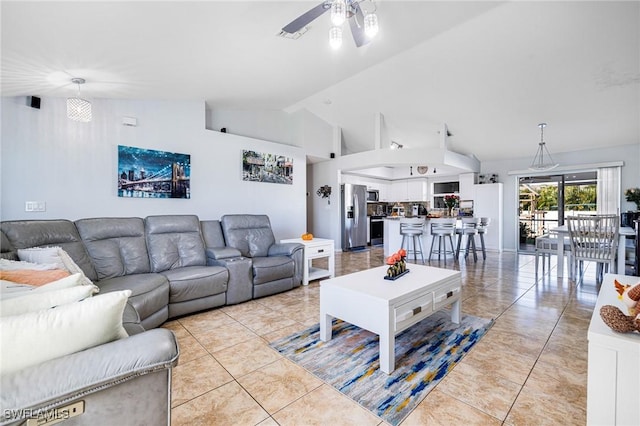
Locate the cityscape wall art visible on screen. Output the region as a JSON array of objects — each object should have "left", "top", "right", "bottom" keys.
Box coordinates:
[
  {"left": 242, "top": 150, "right": 293, "bottom": 185},
  {"left": 118, "top": 145, "right": 191, "bottom": 198}
]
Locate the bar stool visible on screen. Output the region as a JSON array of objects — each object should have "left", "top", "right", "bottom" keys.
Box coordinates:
[
  {"left": 477, "top": 217, "right": 491, "bottom": 260},
  {"left": 456, "top": 217, "right": 481, "bottom": 261},
  {"left": 400, "top": 221, "right": 425, "bottom": 263},
  {"left": 428, "top": 218, "right": 457, "bottom": 264}
]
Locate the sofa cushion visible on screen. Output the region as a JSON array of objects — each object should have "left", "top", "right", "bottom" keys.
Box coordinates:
[
  {"left": 160, "top": 266, "right": 228, "bottom": 303},
  {"left": 145, "top": 215, "right": 206, "bottom": 272},
  {"left": 0, "top": 289, "right": 130, "bottom": 375},
  {"left": 97, "top": 274, "right": 169, "bottom": 322},
  {"left": 220, "top": 215, "right": 276, "bottom": 258},
  {"left": 252, "top": 256, "right": 295, "bottom": 285},
  {"left": 1, "top": 220, "right": 98, "bottom": 282},
  {"left": 76, "top": 217, "right": 151, "bottom": 279}
]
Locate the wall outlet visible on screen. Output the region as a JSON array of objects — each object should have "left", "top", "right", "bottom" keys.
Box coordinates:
[{"left": 25, "top": 201, "right": 46, "bottom": 212}]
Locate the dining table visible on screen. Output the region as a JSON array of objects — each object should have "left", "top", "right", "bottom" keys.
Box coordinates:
[{"left": 550, "top": 224, "right": 636, "bottom": 277}]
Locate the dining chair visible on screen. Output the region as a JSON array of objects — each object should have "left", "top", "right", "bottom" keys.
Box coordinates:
[
  {"left": 534, "top": 230, "right": 571, "bottom": 277},
  {"left": 566, "top": 214, "right": 619, "bottom": 283}
]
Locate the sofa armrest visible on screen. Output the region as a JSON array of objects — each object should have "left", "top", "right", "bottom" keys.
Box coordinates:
[
  {"left": 0, "top": 329, "right": 178, "bottom": 425},
  {"left": 205, "top": 246, "right": 242, "bottom": 262},
  {"left": 268, "top": 242, "right": 303, "bottom": 257},
  {"left": 269, "top": 243, "right": 304, "bottom": 287}
]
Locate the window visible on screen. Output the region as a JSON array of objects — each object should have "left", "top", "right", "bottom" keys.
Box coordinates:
[{"left": 432, "top": 181, "right": 459, "bottom": 209}]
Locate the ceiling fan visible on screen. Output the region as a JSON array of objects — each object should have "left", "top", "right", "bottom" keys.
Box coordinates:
[{"left": 281, "top": 0, "right": 378, "bottom": 48}]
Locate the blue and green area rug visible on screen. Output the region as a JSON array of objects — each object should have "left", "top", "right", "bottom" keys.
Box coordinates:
[{"left": 270, "top": 310, "right": 493, "bottom": 425}]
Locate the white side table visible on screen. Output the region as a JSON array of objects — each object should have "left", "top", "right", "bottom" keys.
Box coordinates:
[{"left": 280, "top": 238, "right": 335, "bottom": 285}]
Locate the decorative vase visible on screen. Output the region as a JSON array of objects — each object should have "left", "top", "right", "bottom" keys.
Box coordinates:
[{"left": 447, "top": 207, "right": 453, "bottom": 217}]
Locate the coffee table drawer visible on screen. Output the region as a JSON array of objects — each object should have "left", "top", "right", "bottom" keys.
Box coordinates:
[
  {"left": 433, "top": 285, "right": 461, "bottom": 311},
  {"left": 394, "top": 293, "right": 433, "bottom": 331}
]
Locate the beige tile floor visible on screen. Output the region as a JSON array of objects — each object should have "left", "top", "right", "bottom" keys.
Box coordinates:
[{"left": 166, "top": 247, "right": 603, "bottom": 425}]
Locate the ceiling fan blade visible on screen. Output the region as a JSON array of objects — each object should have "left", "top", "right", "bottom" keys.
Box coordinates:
[
  {"left": 349, "top": 2, "right": 372, "bottom": 47},
  {"left": 282, "top": 2, "right": 330, "bottom": 34}
]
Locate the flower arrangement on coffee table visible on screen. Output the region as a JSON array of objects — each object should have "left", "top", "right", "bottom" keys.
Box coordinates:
[{"left": 385, "top": 249, "right": 409, "bottom": 280}]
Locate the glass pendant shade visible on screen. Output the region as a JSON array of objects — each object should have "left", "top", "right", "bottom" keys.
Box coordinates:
[
  {"left": 67, "top": 97, "right": 92, "bottom": 122},
  {"left": 67, "top": 78, "right": 92, "bottom": 122},
  {"left": 329, "top": 26, "right": 343, "bottom": 49},
  {"left": 364, "top": 13, "right": 379, "bottom": 37},
  {"left": 330, "top": 0, "right": 346, "bottom": 26}
]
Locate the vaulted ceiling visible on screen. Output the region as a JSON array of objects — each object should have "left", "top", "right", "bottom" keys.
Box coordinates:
[{"left": 2, "top": 1, "right": 638, "bottom": 162}]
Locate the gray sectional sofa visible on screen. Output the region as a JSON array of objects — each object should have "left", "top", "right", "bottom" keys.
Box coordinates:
[{"left": 0, "top": 214, "right": 304, "bottom": 425}]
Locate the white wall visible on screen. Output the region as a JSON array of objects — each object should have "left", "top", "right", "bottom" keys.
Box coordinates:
[
  {"left": 1, "top": 97, "right": 306, "bottom": 240},
  {"left": 205, "top": 107, "right": 334, "bottom": 161},
  {"left": 481, "top": 143, "right": 640, "bottom": 251}
]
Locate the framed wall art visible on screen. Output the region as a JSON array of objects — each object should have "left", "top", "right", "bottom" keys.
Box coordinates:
[
  {"left": 118, "top": 145, "right": 191, "bottom": 198},
  {"left": 242, "top": 150, "right": 293, "bottom": 185}
]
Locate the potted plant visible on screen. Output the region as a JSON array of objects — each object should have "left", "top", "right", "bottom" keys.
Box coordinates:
[{"left": 625, "top": 188, "right": 640, "bottom": 211}]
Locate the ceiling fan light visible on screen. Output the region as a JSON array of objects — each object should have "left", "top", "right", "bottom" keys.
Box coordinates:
[
  {"left": 364, "top": 12, "right": 379, "bottom": 38},
  {"left": 330, "top": 0, "right": 346, "bottom": 26},
  {"left": 329, "top": 26, "right": 342, "bottom": 49}
]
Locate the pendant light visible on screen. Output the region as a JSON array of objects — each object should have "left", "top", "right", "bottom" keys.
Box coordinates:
[
  {"left": 529, "top": 123, "right": 558, "bottom": 171},
  {"left": 67, "top": 78, "right": 92, "bottom": 122}
]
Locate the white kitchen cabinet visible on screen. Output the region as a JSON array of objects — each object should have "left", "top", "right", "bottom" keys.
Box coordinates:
[
  {"left": 389, "top": 179, "right": 426, "bottom": 202},
  {"left": 378, "top": 183, "right": 390, "bottom": 201},
  {"left": 473, "top": 183, "right": 503, "bottom": 251},
  {"left": 391, "top": 181, "right": 408, "bottom": 201},
  {"left": 407, "top": 179, "right": 427, "bottom": 201},
  {"left": 458, "top": 173, "right": 476, "bottom": 200}
]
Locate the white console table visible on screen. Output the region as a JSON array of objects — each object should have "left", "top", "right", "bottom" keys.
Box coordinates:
[
  {"left": 280, "top": 238, "right": 335, "bottom": 286},
  {"left": 587, "top": 273, "right": 640, "bottom": 425}
]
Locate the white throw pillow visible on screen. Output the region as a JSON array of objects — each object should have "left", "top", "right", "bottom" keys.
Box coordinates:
[
  {"left": 0, "top": 273, "right": 87, "bottom": 300},
  {"left": 17, "top": 247, "right": 66, "bottom": 269},
  {"left": 0, "top": 280, "right": 34, "bottom": 295},
  {"left": 0, "top": 285, "right": 98, "bottom": 317},
  {"left": 0, "top": 258, "right": 58, "bottom": 271},
  {"left": 0, "top": 289, "right": 131, "bottom": 375},
  {"left": 18, "top": 247, "right": 93, "bottom": 286}
]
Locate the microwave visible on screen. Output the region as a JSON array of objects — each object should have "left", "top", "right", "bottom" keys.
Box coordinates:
[{"left": 366, "top": 190, "right": 379, "bottom": 202}]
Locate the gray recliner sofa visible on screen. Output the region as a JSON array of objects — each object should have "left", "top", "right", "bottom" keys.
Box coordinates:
[
  {"left": 0, "top": 213, "right": 302, "bottom": 425},
  {"left": 220, "top": 214, "right": 304, "bottom": 299}
]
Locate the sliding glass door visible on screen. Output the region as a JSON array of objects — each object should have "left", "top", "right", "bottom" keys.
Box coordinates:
[{"left": 518, "top": 171, "right": 597, "bottom": 252}]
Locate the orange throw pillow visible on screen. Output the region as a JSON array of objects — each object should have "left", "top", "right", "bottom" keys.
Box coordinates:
[{"left": 0, "top": 269, "right": 71, "bottom": 286}]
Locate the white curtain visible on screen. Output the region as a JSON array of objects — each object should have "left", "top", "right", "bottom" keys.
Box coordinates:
[{"left": 597, "top": 166, "right": 620, "bottom": 215}]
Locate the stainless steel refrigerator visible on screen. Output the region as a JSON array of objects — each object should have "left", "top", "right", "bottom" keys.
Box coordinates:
[{"left": 341, "top": 183, "right": 367, "bottom": 250}]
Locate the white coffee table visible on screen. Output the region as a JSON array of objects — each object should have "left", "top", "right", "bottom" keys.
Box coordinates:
[
  {"left": 280, "top": 238, "right": 335, "bottom": 285},
  {"left": 320, "top": 264, "right": 461, "bottom": 374}
]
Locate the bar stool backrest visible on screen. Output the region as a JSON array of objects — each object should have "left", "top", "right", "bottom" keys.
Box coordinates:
[
  {"left": 430, "top": 218, "right": 456, "bottom": 235},
  {"left": 459, "top": 217, "right": 481, "bottom": 234}
]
